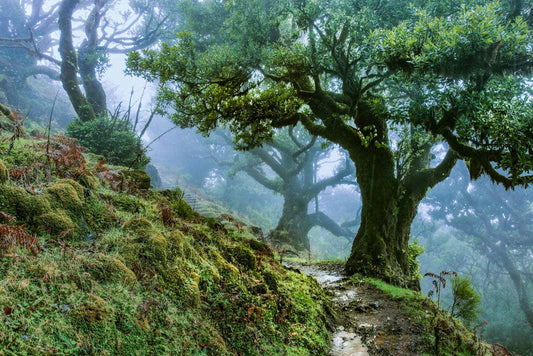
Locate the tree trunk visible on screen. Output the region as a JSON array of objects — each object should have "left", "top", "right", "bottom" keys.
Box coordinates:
[
  {"left": 78, "top": 0, "right": 107, "bottom": 117},
  {"left": 78, "top": 41, "right": 107, "bottom": 117},
  {"left": 344, "top": 146, "right": 420, "bottom": 286},
  {"left": 58, "top": 0, "right": 96, "bottom": 122},
  {"left": 269, "top": 194, "right": 311, "bottom": 251}
]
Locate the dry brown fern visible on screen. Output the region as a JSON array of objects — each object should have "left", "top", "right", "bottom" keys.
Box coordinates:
[
  {"left": 0, "top": 223, "right": 41, "bottom": 256},
  {"left": 42, "top": 134, "right": 88, "bottom": 179},
  {"left": 158, "top": 203, "right": 176, "bottom": 228}
]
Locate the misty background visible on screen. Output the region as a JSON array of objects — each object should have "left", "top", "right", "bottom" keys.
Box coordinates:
[{"left": 0, "top": 1, "right": 531, "bottom": 354}]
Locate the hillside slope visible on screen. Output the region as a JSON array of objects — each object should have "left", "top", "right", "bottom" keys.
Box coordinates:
[{"left": 0, "top": 135, "right": 333, "bottom": 355}]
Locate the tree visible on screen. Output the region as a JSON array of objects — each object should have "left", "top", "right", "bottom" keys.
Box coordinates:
[
  {"left": 0, "top": 1, "right": 66, "bottom": 121},
  {"left": 127, "top": 0, "right": 533, "bottom": 285},
  {"left": 58, "top": 0, "right": 171, "bottom": 121},
  {"left": 1, "top": 0, "right": 170, "bottom": 122},
  {"left": 426, "top": 163, "right": 533, "bottom": 330},
  {"left": 214, "top": 126, "right": 355, "bottom": 251}
]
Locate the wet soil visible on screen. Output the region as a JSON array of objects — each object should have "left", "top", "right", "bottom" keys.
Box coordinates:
[{"left": 284, "top": 262, "right": 426, "bottom": 356}]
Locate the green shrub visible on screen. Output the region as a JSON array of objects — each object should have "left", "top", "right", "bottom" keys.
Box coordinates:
[
  {"left": 450, "top": 275, "right": 482, "bottom": 325},
  {"left": 66, "top": 117, "right": 149, "bottom": 169}
]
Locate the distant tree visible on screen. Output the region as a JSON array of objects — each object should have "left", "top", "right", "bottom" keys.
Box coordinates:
[
  {"left": 128, "top": 0, "right": 533, "bottom": 285},
  {"left": 426, "top": 164, "right": 533, "bottom": 330},
  {"left": 0, "top": 1, "right": 65, "bottom": 120},
  {"left": 57, "top": 0, "right": 170, "bottom": 121},
  {"left": 1, "top": 0, "right": 170, "bottom": 122},
  {"left": 213, "top": 126, "right": 355, "bottom": 251}
]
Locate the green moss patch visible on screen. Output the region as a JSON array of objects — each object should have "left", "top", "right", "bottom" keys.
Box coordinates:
[
  {"left": 47, "top": 181, "right": 83, "bottom": 212},
  {"left": 35, "top": 208, "right": 78, "bottom": 236},
  {"left": 0, "top": 159, "right": 8, "bottom": 183}
]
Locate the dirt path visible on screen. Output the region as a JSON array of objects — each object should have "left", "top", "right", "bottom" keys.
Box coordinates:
[{"left": 284, "top": 262, "right": 425, "bottom": 356}]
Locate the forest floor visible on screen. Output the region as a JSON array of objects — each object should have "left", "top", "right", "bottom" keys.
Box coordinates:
[{"left": 283, "top": 261, "right": 426, "bottom": 356}]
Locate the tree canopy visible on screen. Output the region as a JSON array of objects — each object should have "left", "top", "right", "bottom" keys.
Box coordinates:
[{"left": 127, "top": 0, "right": 533, "bottom": 285}]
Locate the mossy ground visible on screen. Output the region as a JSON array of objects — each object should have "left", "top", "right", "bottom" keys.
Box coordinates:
[{"left": 0, "top": 138, "right": 333, "bottom": 355}]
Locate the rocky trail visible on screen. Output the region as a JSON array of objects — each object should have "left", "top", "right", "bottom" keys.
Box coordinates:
[{"left": 284, "top": 262, "right": 426, "bottom": 356}]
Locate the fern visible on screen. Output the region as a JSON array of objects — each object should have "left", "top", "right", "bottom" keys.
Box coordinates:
[{"left": 0, "top": 221, "right": 41, "bottom": 256}]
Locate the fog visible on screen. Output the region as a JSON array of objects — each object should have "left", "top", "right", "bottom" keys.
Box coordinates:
[{"left": 1, "top": 1, "right": 531, "bottom": 354}]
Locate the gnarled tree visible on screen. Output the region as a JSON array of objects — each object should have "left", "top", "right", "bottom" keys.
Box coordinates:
[
  {"left": 128, "top": 0, "right": 533, "bottom": 285},
  {"left": 214, "top": 126, "right": 355, "bottom": 251},
  {"left": 427, "top": 164, "right": 533, "bottom": 330},
  {"left": 2, "top": 0, "right": 170, "bottom": 122}
]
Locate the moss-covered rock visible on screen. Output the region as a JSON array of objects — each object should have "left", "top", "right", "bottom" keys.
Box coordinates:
[
  {"left": 122, "top": 216, "right": 153, "bottom": 237},
  {"left": 144, "top": 233, "right": 169, "bottom": 265},
  {"left": 106, "top": 193, "right": 145, "bottom": 213},
  {"left": 0, "top": 184, "right": 51, "bottom": 225},
  {"left": 78, "top": 171, "right": 100, "bottom": 190},
  {"left": 120, "top": 169, "right": 151, "bottom": 190},
  {"left": 0, "top": 159, "right": 8, "bottom": 183},
  {"left": 83, "top": 254, "right": 137, "bottom": 287},
  {"left": 210, "top": 249, "right": 240, "bottom": 281},
  {"left": 246, "top": 238, "right": 273, "bottom": 255},
  {"left": 71, "top": 294, "right": 110, "bottom": 324},
  {"left": 57, "top": 178, "right": 84, "bottom": 198},
  {"left": 47, "top": 181, "right": 83, "bottom": 213},
  {"left": 82, "top": 196, "right": 119, "bottom": 233},
  {"left": 35, "top": 209, "right": 78, "bottom": 236},
  {"left": 230, "top": 245, "right": 257, "bottom": 271},
  {"left": 261, "top": 270, "right": 278, "bottom": 292}
]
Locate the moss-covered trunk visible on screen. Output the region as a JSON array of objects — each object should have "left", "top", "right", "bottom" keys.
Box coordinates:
[
  {"left": 270, "top": 193, "right": 312, "bottom": 251},
  {"left": 58, "top": 0, "right": 96, "bottom": 123},
  {"left": 344, "top": 146, "right": 417, "bottom": 286}
]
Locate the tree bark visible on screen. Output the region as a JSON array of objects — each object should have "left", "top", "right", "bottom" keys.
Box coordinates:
[
  {"left": 78, "top": 0, "right": 107, "bottom": 117},
  {"left": 58, "top": 0, "right": 96, "bottom": 122},
  {"left": 344, "top": 146, "right": 409, "bottom": 281},
  {"left": 270, "top": 193, "right": 312, "bottom": 251},
  {"left": 344, "top": 146, "right": 457, "bottom": 285}
]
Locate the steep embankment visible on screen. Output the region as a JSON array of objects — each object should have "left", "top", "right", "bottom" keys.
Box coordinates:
[{"left": 0, "top": 135, "right": 334, "bottom": 355}]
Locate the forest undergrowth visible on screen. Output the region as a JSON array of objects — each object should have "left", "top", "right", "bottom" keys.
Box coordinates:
[{"left": 0, "top": 133, "right": 334, "bottom": 355}]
